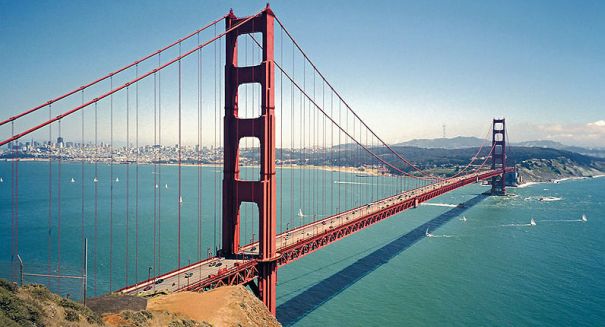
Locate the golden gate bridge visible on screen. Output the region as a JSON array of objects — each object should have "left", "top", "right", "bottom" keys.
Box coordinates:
[{"left": 1, "top": 5, "right": 513, "bottom": 316}]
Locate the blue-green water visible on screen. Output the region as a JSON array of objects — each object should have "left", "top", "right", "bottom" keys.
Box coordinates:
[
  {"left": 1, "top": 161, "right": 604, "bottom": 326},
  {"left": 0, "top": 161, "right": 411, "bottom": 293},
  {"left": 276, "top": 177, "right": 605, "bottom": 326}
]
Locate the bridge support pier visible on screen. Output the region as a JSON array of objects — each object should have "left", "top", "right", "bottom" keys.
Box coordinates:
[
  {"left": 491, "top": 118, "right": 507, "bottom": 195},
  {"left": 223, "top": 6, "right": 277, "bottom": 314}
]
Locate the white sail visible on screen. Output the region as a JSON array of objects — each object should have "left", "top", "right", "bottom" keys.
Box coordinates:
[
  {"left": 298, "top": 208, "right": 304, "bottom": 218},
  {"left": 70, "top": 178, "right": 75, "bottom": 183},
  {"left": 115, "top": 177, "right": 120, "bottom": 182},
  {"left": 581, "top": 214, "right": 587, "bottom": 222},
  {"left": 530, "top": 218, "right": 536, "bottom": 226},
  {"left": 93, "top": 177, "right": 98, "bottom": 183}
]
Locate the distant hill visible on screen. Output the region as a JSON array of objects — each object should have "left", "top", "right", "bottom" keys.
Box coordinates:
[
  {"left": 514, "top": 140, "right": 605, "bottom": 158},
  {"left": 514, "top": 140, "right": 567, "bottom": 148},
  {"left": 394, "top": 136, "right": 484, "bottom": 149},
  {"left": 393, "top": 137, "right": 605, "bottom": 158}
]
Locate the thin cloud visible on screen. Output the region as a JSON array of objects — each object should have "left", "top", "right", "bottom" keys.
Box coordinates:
[
  {"left": 588, "top": 120, "right": 605, "bottom": 127},
  {"left": 532, "top": 120, "right": 605, "bottom": 147}
]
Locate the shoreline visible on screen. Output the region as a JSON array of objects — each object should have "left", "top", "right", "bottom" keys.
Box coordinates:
[
  {"left": 2, "top": 158, "right": 382, "bottom": 176},
  {"left": 515, "top": 174, "right": 603, "bottom": 188},
  {"left": 6, "top": 158, "right": 605, "bottom": 182}
]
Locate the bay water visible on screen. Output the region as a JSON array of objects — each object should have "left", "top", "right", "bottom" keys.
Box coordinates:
[{"left": 1, "top": 161, "right": 603, "bottom": 326}]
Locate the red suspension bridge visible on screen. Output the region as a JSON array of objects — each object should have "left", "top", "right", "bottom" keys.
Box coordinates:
[{"left": 1, "top": 5, "right": 514, "bottom": 315}]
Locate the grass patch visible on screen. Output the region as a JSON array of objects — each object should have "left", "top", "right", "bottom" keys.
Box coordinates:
[
  {"left": 0, "top": 280, "right": 44, "bottom": 327},
  {"left": 64, "top": 308, "right": 80, "bottom": 322}
]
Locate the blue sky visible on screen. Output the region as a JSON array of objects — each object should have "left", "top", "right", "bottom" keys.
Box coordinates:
[{"left": 1, "top": 0, "right": 604, "bottom": 146}]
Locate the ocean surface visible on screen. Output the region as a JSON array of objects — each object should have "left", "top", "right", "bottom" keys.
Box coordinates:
[{"left": 1, "top": 161, "right": 604, "bottom": 326}]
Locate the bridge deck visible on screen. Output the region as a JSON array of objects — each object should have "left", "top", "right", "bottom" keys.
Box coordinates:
[{"left": 119, "top": 168, "right": 512, "bottom": 296}]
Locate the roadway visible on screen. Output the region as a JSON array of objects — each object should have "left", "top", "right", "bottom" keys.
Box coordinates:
[{"left": 119, "top": 169, "right": 501, "bottom": 296}]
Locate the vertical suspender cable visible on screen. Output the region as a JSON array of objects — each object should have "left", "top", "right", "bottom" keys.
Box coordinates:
[
  {"left": 290, "top": 40, "right": 294, "bottom": 231},
  {"left": 57, "top": 118, "right": 62, "bottom": 291},
  {"left": 213, "top": 23, "right": 217, "bottom": 254},
  {"left": 177, "top": 41, "right": 182, "bottom": 288},
  {"left": 10, "top": 121, "right": 15, "bottom": 280},
  {"left": 125, "top": 85, "right": 130, "bottom": 287},
  {"left": 48, "top": 105, "right": 52, "bottom": 286},
  {"left": 310, "top": 69, "right": 315, "bottom": 224},
  {"left": 158, "top": 54, "right": 162, "bottom": 274},
  {"left": 153, "top": 71, "right": 157, "bottom": 278},
  {"left": 330, "top": 90, "right": 333, "bottom": 214},
  {"left": 81, "top": 90, "right": 85, "bottom": 283},
  {"left": 345, "top": 99, "right": 349, "bottom": 210},
  {"left": 109, "top": 75, "right": 114, "bottom": 292},
  {"left": 338, "top": 99, "right": 341, "bottom": 212},
  {"left": 279, "top": 24, "right": 283, "bottom": 234},
  {"left": 16, "top": 128, "right": 19, "bottom": 280},
  {"left": 94, "top": 102, "right": 98, "bottom": 295},
  {"left": 312, "top": 69, "right": 316, "bottom": 225},
  {"left": 197, "top": 32, "right": 202, "bottom": 266},
  {"left": 301, "top": 58, "right": 305, "bottom": 225},
  {"left": 322, "top": 80, "right": 326, "bottom": 219},
  {"left": 135, "top": 64, "right": 139, "bottom": 285}
]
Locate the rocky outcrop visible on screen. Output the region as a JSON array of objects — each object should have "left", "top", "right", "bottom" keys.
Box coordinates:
[
  {"left": 516, "top": 158, "right": 605, "bottom": 183},
  {"left": 1, "top": 279, "right": 280, "bottom": 327}
]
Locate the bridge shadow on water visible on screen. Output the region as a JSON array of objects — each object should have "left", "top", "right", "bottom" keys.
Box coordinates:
[{"left": 276, "top": 194, "right": 488, "bottom": 326}]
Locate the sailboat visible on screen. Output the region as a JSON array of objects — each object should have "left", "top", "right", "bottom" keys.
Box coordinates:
[
  {"left": 530, "top": 218, "right": 537, "bottom": 226},
  {"left": 93, "top": 177, "right": 98, "bottom": 183},
  {"left": 155, "top": 184, "right": 159, "bottom": 189},
  {"left": 0, "top": 177, "right": 4, "bottom": 183},
  {"left": 165, "top": 184, "right": 168, "bottom": 189},
  {"left": 581, "top": 214, "right": 587, "bottom": 222},
  {"left": 460, "top": 216, "right": 467, "bottom": 222},
  {"left": 70, "top": 178, "right": 75, "bottom": 183},
  {"left": 179, "top": 196, "right": 183, "bottom": 205},
  {"left": 115, "top": 177, "right": 120, "bottom": 182},
  {"left": 425, "top": 228, "right": 433, "bottom": 237},
  {"left": 297, "top": 208, "right": 304, "bottom": 218}
]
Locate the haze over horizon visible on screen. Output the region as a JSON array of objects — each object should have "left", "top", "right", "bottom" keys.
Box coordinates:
[{"left": 1, "top": 0, "right": 603, "bottom": 147}]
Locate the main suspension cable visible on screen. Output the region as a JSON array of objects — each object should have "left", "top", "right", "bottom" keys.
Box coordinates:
[{"left": 0, "top": 15, "right": 228, "bottom": 127}]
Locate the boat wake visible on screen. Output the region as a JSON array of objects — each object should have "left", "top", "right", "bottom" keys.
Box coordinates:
[
  {"left": 539, "top": 196, "right": 562, "bottom": 202},
  {"left": 501, "top": 218, "right": 537, "bottom": 227},
  {"left": 523, "top": 196, "right": 563, "bottom": 202},
  {"left": 425, "top": 228, "right": 456, "bottom": 238},
  {"left": 421, "top": 203, "right": 457, "bottom": 208},
  {"left": 539, "top": 214, "right": 587, "bottom": 223},
  {"left": 334, "top": 181, "right": 371, "bottom": 185}
]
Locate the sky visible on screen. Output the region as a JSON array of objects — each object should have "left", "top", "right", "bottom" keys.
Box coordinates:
[{"left": 1, "top": 0, "right": 604, "bottom": 147}]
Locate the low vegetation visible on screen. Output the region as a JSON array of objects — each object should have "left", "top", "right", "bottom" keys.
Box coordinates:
[
  {"left": 0, "top": 279, "right": 102, "bottom": 326},
  {"left": 1, "top": 279, "right": 281, "bottom": 327}
]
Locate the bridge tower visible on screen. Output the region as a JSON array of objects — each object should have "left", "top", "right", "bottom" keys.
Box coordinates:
[
  {"left": 223, "top": 6, "right": 278, "bottom": 313},
  {"left": 491, "top": 118, "right": 506, "bottom": 195}
]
